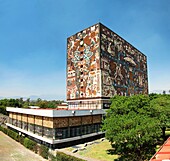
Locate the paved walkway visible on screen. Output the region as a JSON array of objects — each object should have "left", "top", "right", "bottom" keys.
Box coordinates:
[{"left": 0, "top": 131, "right": 47, "bottom": 161}]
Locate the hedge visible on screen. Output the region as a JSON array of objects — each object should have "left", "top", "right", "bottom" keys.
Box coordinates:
[
  {"left": 56, "top": 151, "right": 85, "bottom": 161},
  {"left": 8, "top": 129, "right": 19, "bottom": 141},
  {"left": 39, "top": 145, "right": 49, "bottom": 159},
  {"left": 0, "top": 125, "right": 8, "bottom": 134},
  {"left": 23, "top": 137, "right": 37, "bottom": 151}
]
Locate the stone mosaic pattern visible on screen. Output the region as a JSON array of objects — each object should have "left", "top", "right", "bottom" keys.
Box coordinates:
[
  {"left": 69, "top": 116, "right": 81, "bottom": 127},
  {"left": 67, "top": 24, "right": 101, "bottom": 100},
  {"left": 67, "top": 23, "right": 148, "bottom": 100},
  {"left": 93, "top": 115, "right": 102, "bottom": 123},
  {"left": 53, "top": 117, "right": 68, "bottom": 128},
  {"left": 100, "top": 24, "right": 148, "bottom": 96},
  {"left": 82, "top": 116, "right": 92, "bottom": 125}
]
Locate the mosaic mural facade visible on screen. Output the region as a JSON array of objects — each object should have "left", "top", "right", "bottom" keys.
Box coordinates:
[
  {"left": 100, "top": 24, "right": 148, "bottom": 97},
  {"left": 67, "top": 23, "right": 148, "bottom": 101},
  {"left": 67, "top": 24, "right": 101, "bottom": 100}
]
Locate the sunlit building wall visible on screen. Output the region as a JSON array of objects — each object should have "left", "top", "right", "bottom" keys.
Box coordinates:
[{"left": 67, "top": 23, "right": 148, "bottom": 109}]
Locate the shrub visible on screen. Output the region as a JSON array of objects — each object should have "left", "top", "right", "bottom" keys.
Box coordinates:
[
  {"left": 56, "top": 151, "right": 85, "bottom": 161},
  {"left": 23, "top": 137, "right": 37, "bottom": 151},
  {"left": 33, "top": 143, "right": 39, "bottom": 154},
  {"left": 48, "top": 153, "right": 57, "bottom": 161},
  {"left": 8, "top": 129, "right": 19, "bottom": 141},
  {"left": 18, "top": 135, "right": 25, "bottom": 145},
  {"left": 0, "top": 106, "right": 8, "bottom": 115},
  {"left": 0, "top": 126, "right": 7, "bottom": 134},
  {"left": 39, "top": 145, "right": 49, "bottom": 159}
]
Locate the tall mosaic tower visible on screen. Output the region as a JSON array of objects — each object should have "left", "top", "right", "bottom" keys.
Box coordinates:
[{"left": 67, "top": 23, "right": 148, "bottom": 109}]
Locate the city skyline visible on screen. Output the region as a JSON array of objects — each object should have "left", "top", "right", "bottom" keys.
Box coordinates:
[{"left": 0, "top": 0, "right": 170, "bottom": 100}]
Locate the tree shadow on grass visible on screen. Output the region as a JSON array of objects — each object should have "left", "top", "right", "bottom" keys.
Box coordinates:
[
  {"left": 107, "top": 148, "right": 116, "bottom": 155},
  {"left": 106, "top": 149, "right": 130, "bottom": 161}
]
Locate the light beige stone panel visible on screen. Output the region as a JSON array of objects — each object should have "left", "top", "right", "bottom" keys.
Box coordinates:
[
  {"left": 35, "top": 116, "right": 42, "bottom": 126},
  {"left": 12, "top": 113, "right": 17, "bottom": 120},
  {"left": 28, "top": 115, "right": 34, "bottom": 124},
  {"left": 22, "top": 114, "right": 27, "bottom": 122},
  {"left": 17, "top": 114, "right": 22, "bottom": 121},
  {"left": 43, "top": 117, "right": 53, "bottom": 128},
  {"left": 9, "top": 112, "right": 12, "bottom": 118}
]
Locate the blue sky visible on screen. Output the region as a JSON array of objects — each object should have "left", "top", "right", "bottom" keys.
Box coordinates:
[{"left": 0, "top": 0, "right": 170, "bottom": 100}]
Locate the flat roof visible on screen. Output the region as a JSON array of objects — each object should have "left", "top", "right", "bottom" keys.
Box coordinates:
[{"left": 6, "top": 107, "right": 105, "bottom": 117}]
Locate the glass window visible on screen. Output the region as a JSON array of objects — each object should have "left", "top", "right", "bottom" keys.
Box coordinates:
[
  {"left": 55, "top": 129, "right": 63, "bottom": 139},
  {"left": 35, "top": 125, "right": 42, "bottom": 136},
  {"left": 75, "top": 127, "right": 80, "bottom": 136},
  {"left": 82, "top": 125, "right": 87, "bottom": 135},
  {"left": 28, "top": 123, "right": 34, "bottom": 133},
  {"left": 18, "top": 120, "right": 22, "bottom": 128},
  {"left": 44, "top": 127, "right": 53, "bottom": 138},
  {"left": 22, "top": 122, "right": 28, "bottom": 131},
  {"left": 87, "top": 125, "right": 91, "bottom": 134},
  {"left": 70, "top": 127, "right": 76, "bottom": 137},
  {"left": 13, "top": 119, "right": 17, "bottom": 126},
  {"left": 9, "top": 118, "right": 13, "bottom": 124}
]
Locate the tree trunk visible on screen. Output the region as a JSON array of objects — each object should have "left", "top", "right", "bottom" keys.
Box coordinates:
[{"left": 162, "top": 127, "right": 166, "bottom": 141}]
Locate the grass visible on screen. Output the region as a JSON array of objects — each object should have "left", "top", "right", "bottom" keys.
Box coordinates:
[
  {"left": 64, "top": 139, "right": 119, "bottom": 161},
  {"left": 165, "top": 130, "right": 170, "bottom": 136},
  {"left": 64, "top": 132, "right": 170, "bottom": 161}
]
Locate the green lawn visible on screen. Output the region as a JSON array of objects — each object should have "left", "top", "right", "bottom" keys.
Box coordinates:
[
  {"left": 65, "top": 139, "right": 119, "bottom": 161},
  {"left": 165, "top": 130, "right": 170, "bottom": 136}
]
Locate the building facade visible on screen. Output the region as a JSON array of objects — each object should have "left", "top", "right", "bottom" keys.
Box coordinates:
[
  {"left": 6, "top": 107, "right": 104, "bottom": 148},
  {"left": 67, "top": 23, "right": 148, "bottom": 109}
]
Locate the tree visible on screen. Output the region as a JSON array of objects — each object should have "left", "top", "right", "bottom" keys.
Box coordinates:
[
  {"left": 102, "top": 95, "right": 162, "bottom": 161},
  {"left": 150, "top": 94, "right": 170, "bottom": 140},
  {"left": 103, "top": 112, "right": 161, "bottom": 161}
]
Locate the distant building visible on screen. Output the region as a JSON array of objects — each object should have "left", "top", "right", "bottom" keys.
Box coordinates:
[{"left": 67, "top": 23, "right": 148, "bottom": 109}]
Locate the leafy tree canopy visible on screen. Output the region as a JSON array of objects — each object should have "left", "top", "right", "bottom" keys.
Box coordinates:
[
  {"left": 103, "top": 111, "right": 161, "bottom": 161},
  {"left": 0, "top": 98, "right": 64, "bottom": 115},
  {"left": 103, "top": 94, "right": 170, "bottom": 160}
]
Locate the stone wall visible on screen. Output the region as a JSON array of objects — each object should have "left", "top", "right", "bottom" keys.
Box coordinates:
[
  {"left": 34, "top": 116, "right": 42, "bottom": 126},
  {"left": 53, "top": 117, "right": 68, "bottom": 128},
  {"left": 93, "top": 115, "right": 102, "bottom": 123},
  {"left": 82, "top": 116, "right": 92, "bottom": 125},
  {"left": 69, "top": 116, "right": 81, "bottom": 127},
  {"left": 43, "top": 117, "right": 53, "bottom": 128}
]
